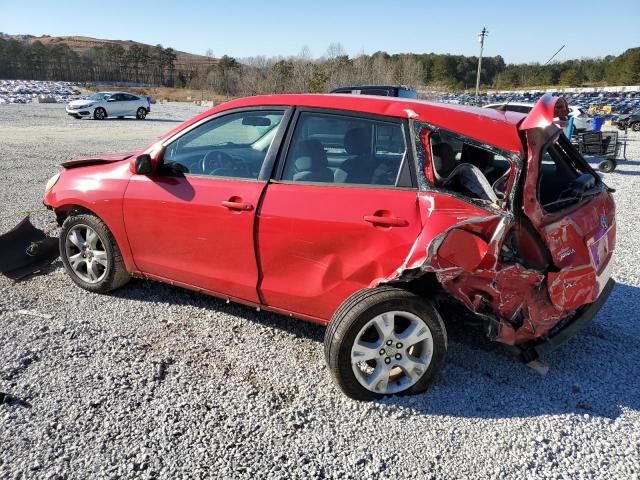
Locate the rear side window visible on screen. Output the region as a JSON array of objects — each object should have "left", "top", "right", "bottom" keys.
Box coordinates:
[
  {"left": 281, "top": 112, "right": 409, "bottom": 187},
  {"left": 507, "top": 105, "right": 532, "bottom": 114},
  {"left": 430, "top": 129, "right": 512, "bottom": 204}
]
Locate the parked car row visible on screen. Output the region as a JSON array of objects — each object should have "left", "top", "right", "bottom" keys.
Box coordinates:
[
  {"left": 0, "top": 79, "right": 82, "bottom": 104},
  {"left": 439, "top": 90, "right": 640, "bottom": 116}
]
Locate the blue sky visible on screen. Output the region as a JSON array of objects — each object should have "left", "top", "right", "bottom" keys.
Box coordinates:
[{"left": 1, "top": 0, "right": 638, "bottom": 63}]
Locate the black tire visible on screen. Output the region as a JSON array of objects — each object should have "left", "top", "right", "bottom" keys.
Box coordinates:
[
  {"left": 598, "top": 159, "right": 616, "bottom": 173},
  {"left": 136, "top": 107, "right": 146, "bottom": 120},
  {"left": 324, "top": 286, "right": 447, "bottom": 400},
  {"left": 94, "top": 107, "right": 106, "bottom": 120},
  {"left": 59, "top": 213, "right": 129, "bottom": 293},
  {"left": 631, "top": 122, "right": 640, "bottom": 132}
]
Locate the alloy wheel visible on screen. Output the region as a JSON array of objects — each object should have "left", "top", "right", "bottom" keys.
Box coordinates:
[
  {"left": 64, "top": 224, "right": 108, "bottom": 283},
  {"left": 350, "top": 310, "right": 434, "bottom": 394}
]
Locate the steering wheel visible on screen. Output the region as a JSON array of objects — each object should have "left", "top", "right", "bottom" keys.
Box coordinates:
[{"left": 201, "top": 150, "right": 234, "bottom": 175}]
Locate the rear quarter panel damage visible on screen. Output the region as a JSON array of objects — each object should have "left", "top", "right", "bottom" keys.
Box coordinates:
[{"left": 376, "top": 117, "right": 614, "bottom": 347}]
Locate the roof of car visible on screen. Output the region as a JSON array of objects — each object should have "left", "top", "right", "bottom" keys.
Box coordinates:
[
  {"left": 332, "top": 85, "right": 415, "bottom": 90},
  {"left": 200, "top": 94, "right": 526, "bottom": 153}
]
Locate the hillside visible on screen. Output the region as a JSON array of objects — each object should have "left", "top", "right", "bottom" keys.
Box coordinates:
[{"left": 1, "top": 33, "right": 214, "bottom": 70}]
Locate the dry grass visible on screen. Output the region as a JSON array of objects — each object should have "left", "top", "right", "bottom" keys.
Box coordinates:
[{"left": 85, "top": 84, "right": 232, "bottom": 103}]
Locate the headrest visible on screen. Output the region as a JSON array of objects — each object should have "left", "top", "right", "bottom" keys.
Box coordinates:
[
  {"left": 432, "top": 143, "right": 456, "bottom": 179},
  {"left": 294, "top": 140, "right": 327, "bottom": 171},
  {"left": 344, "top": 128, "right": 370, "bottom": 155}
]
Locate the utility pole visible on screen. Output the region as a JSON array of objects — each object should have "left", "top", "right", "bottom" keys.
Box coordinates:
[{"left": 475, "top": 26, "right": 488, "bottom": 104}]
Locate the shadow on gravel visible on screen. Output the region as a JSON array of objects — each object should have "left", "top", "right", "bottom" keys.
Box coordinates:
[
  {"left": 111, "top": 278, "right": 325, "bottom": 343},
  {"left": 608, "top": 169, "right": 640, "bottom": 176},
  {"left": 110, "top": 278, "right": 639, "bottom": 420},
  {"left": 103, "top": 118, "right": 183, "bottom": 123}
]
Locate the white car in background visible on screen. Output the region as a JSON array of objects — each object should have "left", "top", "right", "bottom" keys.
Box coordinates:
[
  {"left": 66, "top": 91, "right": 151, "bottom": 120},
  {"left": 483, "top": 102, "right": 592, "bottom": 132}
]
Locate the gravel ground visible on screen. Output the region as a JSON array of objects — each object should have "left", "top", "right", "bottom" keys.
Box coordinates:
[{"left": 1, "top": 103, "right": 639, "bottom": 479}]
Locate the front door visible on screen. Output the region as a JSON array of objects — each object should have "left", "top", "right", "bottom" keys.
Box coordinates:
[
  {"left": 257, "top": 110, "right": 422, "bottom": 321},
  {"left": 123, "top": 108, "right": 287, "bottom": 303}
]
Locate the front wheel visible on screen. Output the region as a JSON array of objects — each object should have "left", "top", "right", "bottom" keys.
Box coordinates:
[
  {"left": 136, "top": 107, "right": 147, "bottom": 120},
  {"left": 324, "top": 287, "right": 447, "bottom": 400},
  {"left": 59, "top": 214, "right": 130, "bottom": 293},
  {"left": 94, "top": 107, "right": 106, "bottom": 120},
  {"left": 632, "top": 122, "right": 640, "bottom": 132}
]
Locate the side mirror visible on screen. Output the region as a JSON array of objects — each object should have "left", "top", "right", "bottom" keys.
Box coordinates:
[{"left": 134, "top": 154, "right": 153, "bottom": 175}]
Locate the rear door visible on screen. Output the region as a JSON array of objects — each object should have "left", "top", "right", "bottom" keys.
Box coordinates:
[
  {"left": 257, "top": 109, "right": 422, "bottom": 322},
  {"left": 122, "top": 93, "right": 141, "bottom": 116},
  {"left": 106, "top": 93, "right": 126, "bottom": 116}
]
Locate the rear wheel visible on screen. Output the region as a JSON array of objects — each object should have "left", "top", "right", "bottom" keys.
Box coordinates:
[
  {"left": 631, "top": 122, "right": 640, "bottom": 132},
  {"left": 324, "top": 287, "right": 447, "bottom": 400},
  {"left": 59, "top": 214, "right": 129, "bottom": 293},
  {"left": 94, "top": 107, "right": 106, "bottom": 120},
  {"left": 136, "top": 107, "right": 147, "bottom": 120}
]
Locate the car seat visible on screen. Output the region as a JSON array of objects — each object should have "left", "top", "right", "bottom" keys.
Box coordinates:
[
  {"left": 432, "top": 143, "right": 498, "bottom": 203},
  {"left": 334, "top": 128, "right": 376, "bottom": 184},
  {"left": 290, "top": 140, "right": 334, "bottom": 182}
]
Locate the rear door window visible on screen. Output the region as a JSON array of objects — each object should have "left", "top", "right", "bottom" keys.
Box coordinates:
[{"left": 280, "top": 111, "right": 410, "bottom": 187}]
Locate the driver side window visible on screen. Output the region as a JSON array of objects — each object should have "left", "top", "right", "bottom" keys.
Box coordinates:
[{"left": 162, "top": 110, "right": 284, "bottom": 179}]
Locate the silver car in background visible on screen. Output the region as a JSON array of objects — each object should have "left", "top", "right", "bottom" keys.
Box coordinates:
[{"left": 66, "top": 91, "right": 151, "bottom": 120}]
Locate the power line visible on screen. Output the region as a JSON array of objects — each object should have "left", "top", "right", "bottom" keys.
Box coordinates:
[{"left": 543, "top": 44, "right": 566, "bottom": 66}]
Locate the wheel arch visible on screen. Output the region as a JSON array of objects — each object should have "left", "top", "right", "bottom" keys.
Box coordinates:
[{"left": 53, "top": 203, "right": 138, "bottom": 274}]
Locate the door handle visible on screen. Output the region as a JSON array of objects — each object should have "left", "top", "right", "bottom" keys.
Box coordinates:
[
  {"left": 363, "top": 215, "right": 408, "bottom": 227},
  {"left": 222, "top": 200, "right": 253, "bottom": 211}
]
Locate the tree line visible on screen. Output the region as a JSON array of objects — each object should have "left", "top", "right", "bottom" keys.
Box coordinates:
[
  {"left": 185, "top": 44, "right": 640, "bottom": 96},
  {"left": 1, "top": 37, "right": 638, "bottom": 94},
  {"left": 0, "top": 38, "right": 178, "bottom": 85}
]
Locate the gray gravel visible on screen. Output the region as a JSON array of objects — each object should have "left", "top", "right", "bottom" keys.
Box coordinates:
[{"left": 1, "top": 103, "right": 639, "bottom": 479}]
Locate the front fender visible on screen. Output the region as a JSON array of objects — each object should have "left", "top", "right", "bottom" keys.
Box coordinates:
[{"left": 44, "top": 162, "right": 138, "bottom": 274}]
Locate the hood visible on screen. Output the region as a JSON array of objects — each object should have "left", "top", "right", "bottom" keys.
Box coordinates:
[
  {"left": 61, "top": 151, "right": 136, "bottom": 169},
  {"left": 69, "top": 99, "right": 97, "bottom": 108}
]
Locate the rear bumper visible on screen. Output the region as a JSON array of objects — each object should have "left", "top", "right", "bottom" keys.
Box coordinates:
[{"left": 519, "top": 278, "right": 615, "bottom": 361}]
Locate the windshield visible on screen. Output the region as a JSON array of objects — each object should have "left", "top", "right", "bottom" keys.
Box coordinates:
[{"left": 87, "top": 93, "right": 111, "bottom": 101}]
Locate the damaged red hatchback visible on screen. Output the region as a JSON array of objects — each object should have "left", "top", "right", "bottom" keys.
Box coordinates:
[{"left": 43, "top": 94, "right": 615, "bottom": 400}]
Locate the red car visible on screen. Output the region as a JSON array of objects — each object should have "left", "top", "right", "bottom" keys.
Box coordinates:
[{"left": 43, "top": 94, "right": 616, "bottom": 400}]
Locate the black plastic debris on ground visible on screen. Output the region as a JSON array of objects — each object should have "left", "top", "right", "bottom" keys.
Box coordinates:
[
  {"left": 0, "top": 392, "right": 32, "bottom": 409},
  {"left": 0, "top": 216, "right": 59, "bottom": 280}
]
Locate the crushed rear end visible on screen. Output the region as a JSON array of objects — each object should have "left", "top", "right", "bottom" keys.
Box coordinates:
[{"left": 379, "top": 95, "right": 616, "bottom": 363}]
